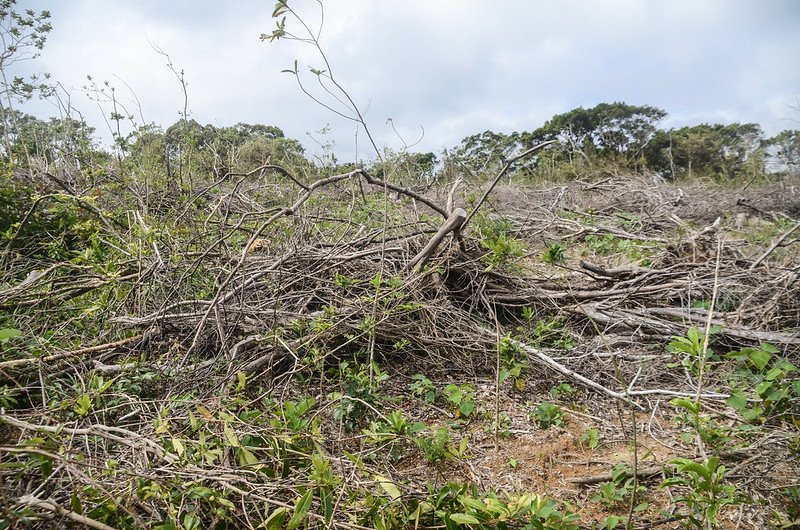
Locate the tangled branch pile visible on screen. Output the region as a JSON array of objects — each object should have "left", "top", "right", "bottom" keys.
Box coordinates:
[{"left": 1, "top": 163, "right": 799, "bottom": 529}]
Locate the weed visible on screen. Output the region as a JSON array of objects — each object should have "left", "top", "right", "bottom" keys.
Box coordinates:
[
  {"left": 402, "top": 482, "right": 580, "bottom": 529},
  {"left": 443, "top": 383, "right": 477, "bottom": 418},
  {"left": 499, "top": 336, "right": 528, "bottom": 391},
  {"left": 579, "top": 427, "right": 601, "bottom": 450},
  {"left": 413, "top": 426, "right": 468, "bottom": 464},
  {"left": 584, "top": 234, "right": 652, "bottom": 263},
  {"left": 550, "top": 383, "right": 577, "bottom": 401},
  {"left": 529, "top": 401, "right": 565, "bottom": 429},
  {"left": 329, "top": 358, "right": 389, "bottom": 431},
  {"left": 667, "top": 326, "right": 718, "bottom": 376},
  {"left": 591, "top": 463, "right": 648, "bottom": 510},
  {"left": 409, "top": 373, "right": 437, "bottom": 404},
  {"left": 542, "top": 241, "right": 568, "bottom": 264},
  {"left": 726, "top": 343, "right": 799, "bottom": 423},
  {"left": 661, "top": 457, "right": 741, "bottom": 529},
  {"left": 671, "top": 398, "right": 733, "bottom": 451},
  {"left": 474, "top": 214, "right": 526, "bottom": 270},
  {"left": 529, "top": 316, "right": 575, "bottom": 350}
]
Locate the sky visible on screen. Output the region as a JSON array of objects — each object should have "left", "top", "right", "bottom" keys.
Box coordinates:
[{"left": 12, "top": 0, "right": 800, "bottom": 162}]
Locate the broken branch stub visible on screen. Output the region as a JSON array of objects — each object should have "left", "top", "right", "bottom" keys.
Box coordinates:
[{"left": 406, "top": 208, "right": 467, "bottom": 273}]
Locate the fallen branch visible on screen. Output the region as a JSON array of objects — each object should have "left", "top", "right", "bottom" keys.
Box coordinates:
[
  {"left": 17, "top": 495, "right": 118, "bottom": 530},
  {"left": 749, "top": 219, "right": 800, "bottom": 270},
  {"left": 0, "top": 333, "right": 151, "bottom": 371},
  {"left": 406, "top": 208, "right": 466, "bottom": 273},
  {"left": 463, "top": 140, "right": 556, "bottom": 229}
]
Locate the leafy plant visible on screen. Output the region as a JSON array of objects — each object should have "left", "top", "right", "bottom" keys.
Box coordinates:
[
  {"left": 443, "top": 383, "right": 476, "bottom": 418},
  {"left": 529, "top": 316, "right": 575, "bottom": 350},
  {"left": 413, "top": 426, "right": 468, "bottom": 464},
  {"left": 529, "top": 401, "right": 565, "bottom": 429},
  {"left": 541, "top": 241, "right": 567, "bottom": 264},
  {"left": 579, "top": 427, "right": 600, "bottom": 450},
  {"left": 670, "top": 398, "right": 732, "bottom": 451},
  {"left": 550, "top": 383, "right": 576, "bottom": 401},
  {"left": 474, "top": 215, "right": 526, "bottom": 270},
  {"left": 660, "top": 457, "right": 741, "bottom": 529},
  {"left": 499, "top": 336, "right": 528, "bottom": 391},
  {"left": 329, "top": 357, "right": 389, "bottom": 431},
  {"left": 409, "top": 374, "right": 437, "bottom": 404},
  {"left": 591, "top": 463, "right": 647, "bottom": 510},
  {"left": 667, "top": 326, "right": 717, "bottom": 376},
  {"left": 402, "top": 482, "right": 580, "bottom": 530},
  {"left": 726, "top": 343, "right": 799, "bottom": 423}
]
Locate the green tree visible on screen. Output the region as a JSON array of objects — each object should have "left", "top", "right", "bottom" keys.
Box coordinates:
[
  {"left": 531, "top": 102, "right": 666, "bottom": 166},
  {"left": 644, "top": 123, "right": 765, "bottom": 180},
  {"left": 0, "top": 1, "right": 52, "bottom": 161}
]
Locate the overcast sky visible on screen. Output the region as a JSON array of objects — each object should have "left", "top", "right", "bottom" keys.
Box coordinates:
[{"left": 14, "top": 0, "right": 800, "bottom": 162}]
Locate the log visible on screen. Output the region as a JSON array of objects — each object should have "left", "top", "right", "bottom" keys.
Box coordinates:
[{"left": 406, "top": 208, "right": 467, "bottom": 273}]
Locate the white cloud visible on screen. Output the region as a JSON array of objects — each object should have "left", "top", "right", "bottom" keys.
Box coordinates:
[{"left": 13, "top": 0, "right": 800, "bottom": 160}]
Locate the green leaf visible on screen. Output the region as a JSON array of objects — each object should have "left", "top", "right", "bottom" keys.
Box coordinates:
[
  {"left": 264, "top": 507, "right": 287, "bottom": 530},
  {"left": 376, "top": 474, "right": 402, "bottom": 501},
  {"left": 742, "top": 406, "right": 764, "bottom": 421},
  {"left": 70, "top": 491, "right": 82, "bottom": 514},
  {"left": 171, "top": 437, "right": 185, "bottom": 457},
  {"left": 760, "top": 343, "right": 779, "bottom": 354},
  {"left": 670, "top": 397, "right": 700, "bottom": 414},
  {"left": 0, "top": 328, "right": 22, "bottom": 342},
  {"left": 73, "top": 394, "right": 91, "bottom": 416},
  {"left": 272, "top": 1, "right": 288, "bottom": 18},
  {"left": 287, "top": 489, "right": 313, "bottom": 530},
  {"left": 223, "top": 424, "right": 240, "bottom": 447},
  {"left": 458, "top": 496, "right": 488, "bottom": 512},
  {"left": 748, "top": 348, "right": 772, "bottom": 371},
  {"left": 449, "top": 512, "right": 480, "bottom": 525},
  {"left": 238, "top": 447, "right": 258, "bottom": 466},
  {"left": 677, "top": 461, "right": 713, "bottom": 480},
  {"left": 755, "top": 381, "right": 773, "bottom": 396},
  {"left": 725, "top": 391, "right": 747, "bottom": 411}
]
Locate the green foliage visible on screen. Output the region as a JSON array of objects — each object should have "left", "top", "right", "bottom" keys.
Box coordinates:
[
  {"left": 644, "top": 123, "right": 765, "bottom": 180},
  {"left": 363, "top": 410, "right": 424, "bottom": 448},
  {"left": 726, "top": 343, "right": 798, "bottom": 423},
  {"left": 0, "top": 182, "right": 108, "bottom": 265},
  {"left": 528, "top": 316, "right": 575, "bottom": 350},
  {"left": 541, "top": 241, "right": 567, "bottom": 264},
  {"left": 407, "top": 482, "right": 580, "bottom": 530},
  {"left": 413, "top": 426, "right": 469, "bottom": 464},
  {"left": 481, "top": 232, "right": 525, "bottom": 269},
  {"left": 473, "top": 214, "right": 526, "bottom": 270},
  {"left": 550, "top": 383, "right": 576, "bottom": 401},
  {"left": 584, "top": 234, "right": 652, "bottom": 263},
  {"left": 591, "top": 464, "right": 647, "bottom": 511},
  {"left": 667, "top": 326, "right": 717, "bottom": 376},
  {"left": 410, "top": 373, "right": 437, "bottom": 403},
  {"left": 498, "top": 337, "right": 528, "bottom": 392},
  {"left": 329, "top": 358, "right": 389, "bottom": 431},
  {"left": 661, "top": 457, "right": 741, "bottom": 528},
  {"left": 443, "top": 383, "right": 477, "bottom": 418},
  {"left": 671, "top": 398, "right": 733, "bottom": 451},
  {"left": 529, "top": 401, "right": 565, "bottom": 429},
  {"left": 579, "top": 427, "right": 600, "bottom": 450},
  {"left": 532, "top": 102, "right": 667, "bottom": 168}
]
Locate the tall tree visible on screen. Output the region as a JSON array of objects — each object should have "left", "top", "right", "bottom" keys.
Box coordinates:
[{"left": 0, "top": 1, "right": 52, "bottom": 162}]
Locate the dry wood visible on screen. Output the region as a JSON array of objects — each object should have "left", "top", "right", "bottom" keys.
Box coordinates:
[
  {"left": 406, "top": 208, "right": 466, "bottom": 273},
  {"left": 17, "top": 496, "right": 118, "bottom": 530}
]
